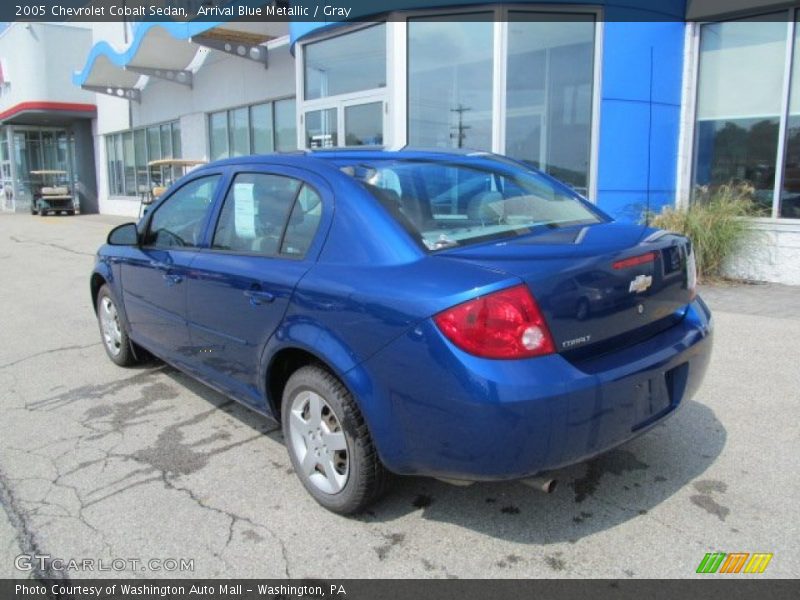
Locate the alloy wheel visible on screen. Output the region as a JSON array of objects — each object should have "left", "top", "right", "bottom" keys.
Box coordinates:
[
  {"left": 99, "top": 296, "right": 122, "bottom": 356},
  {"left": 288, "top": 390, "right": 349, "bottom": 494}
]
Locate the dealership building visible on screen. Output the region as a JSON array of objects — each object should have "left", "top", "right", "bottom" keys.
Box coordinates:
[{"left": 0, "top": 0, "right": 799, "bottom": 284}]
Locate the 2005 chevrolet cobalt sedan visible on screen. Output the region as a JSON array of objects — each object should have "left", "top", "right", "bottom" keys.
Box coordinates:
[{"left": 91, "top": 149, "right": 713, "bottom": 514}]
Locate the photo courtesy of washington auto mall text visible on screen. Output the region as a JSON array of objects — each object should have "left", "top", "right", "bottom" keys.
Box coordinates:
[{"left": 13, "top": 583, "right": 347, "bottom": 598}]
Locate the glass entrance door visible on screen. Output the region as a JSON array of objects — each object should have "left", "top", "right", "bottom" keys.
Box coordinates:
[
  {"left": 11, "top": 127, "right": 76, "bottom": 213},
  {"left": 1, "top": 128, "right": 13, "bottom": 211}
]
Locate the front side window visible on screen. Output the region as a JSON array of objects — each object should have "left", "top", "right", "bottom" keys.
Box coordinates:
[
  {"left": 345, "top": 160, "right": 602, "bottom": 251},
  {"left": 304, "top": 24, "right": 386, "bottom": 100},
  {"left": 145, "top": 175, "right": 220, "bottom": 248},
  {"left": 212, "top": 173, "right": 301, "bottom": 256}
]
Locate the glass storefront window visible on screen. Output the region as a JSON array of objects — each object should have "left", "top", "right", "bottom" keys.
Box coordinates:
[
  {"left": 147, "top": 126, "right": 161, "bottom": 162},
  {"left": 171, "top": 122, "right": 182, "bottom": 159},
  {"left": 209, "top": 99, "right": 296, "bottom": 159},
  {"left": 123, "top": 131, "right": 136, "bottom": 195},
  {"left": 106, "top": 135, "right": 116, "bottom": 196},
  {"left": 781, "top": 14, "right": 800, "bottom": 219},
  {"left": 209, "top": 111, "right": 228, "bottom": 161},
  {"left": 105, "top": 120, "right": 180, "bottom": 196},
  {"left": 304, "top": 24, "right": 386, "bottom": 100},
  {"left": 275, "top": 99, "right": 297, "bottom": 152},
  {"left": 113, "top": 134, "right": 124, "bottom": 196},
  {"left": 505, "top": 13, "right": 595, "bottom": 191},
  {"left": 134, "top": 129, "right": 147, "bottom": 194},
  {"left": 250, "top": 103, "right": 274, "bottom": 154},
  {"left": 694, "top": 15, "right": 786, "bottom": 214},
  {"left": 228, "top": 107, "right": 250, "bottom": 157},
  {"left": 344, "top": 102, "right": 383, "bottom": 146},
  {"left": 160, "top": 124, "right": 173, "bottom": 159},
  {"left": 408, "top": 16, "right": 494, "bottom": 151},
  {"left": 306, "top": 108, "right": 338, "bottom": 148}
]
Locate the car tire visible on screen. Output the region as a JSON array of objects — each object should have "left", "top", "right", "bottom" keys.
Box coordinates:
[
  {"left": 282, "top": 365, "right": 389, "bottom": 514},
  {"left": 96, "top": 284, "right": 138, "bottom": 367},
  {"left": 39, "top": 209, "right": 47, "bottom": 217}
]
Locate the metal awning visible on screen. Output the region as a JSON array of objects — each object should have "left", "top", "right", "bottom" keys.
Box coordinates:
[{"left": 73, "top": 19, "right": 289, "bottom": 100}]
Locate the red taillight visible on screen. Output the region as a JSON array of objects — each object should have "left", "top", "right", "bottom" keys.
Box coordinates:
[
  {"left": 612, "top": 251, "right": 657, "bottom": 270},
  {"left": 433, "top": 284, "right": 555, "bottom": 359}
]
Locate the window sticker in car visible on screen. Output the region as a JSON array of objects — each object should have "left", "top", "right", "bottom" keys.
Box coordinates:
[{"left": 233, "top": 182, "right": 256, "bottom": 240}]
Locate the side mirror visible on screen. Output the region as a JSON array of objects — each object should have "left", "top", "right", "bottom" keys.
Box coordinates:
[{"left": 107, "top": 222, "right": 139, "bottom": 246}]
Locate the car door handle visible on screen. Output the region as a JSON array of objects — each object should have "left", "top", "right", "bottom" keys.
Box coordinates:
[
  {"left": 163, "top": 273, "right": 183, "bottom": 286},
  {"left": 243, "top": 289, "right": 275, "bottom": 306}
]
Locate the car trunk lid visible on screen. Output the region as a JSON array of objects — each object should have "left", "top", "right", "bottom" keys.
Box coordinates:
[{"left": 435, "top": 222, "right": 695, "bottom": 358}]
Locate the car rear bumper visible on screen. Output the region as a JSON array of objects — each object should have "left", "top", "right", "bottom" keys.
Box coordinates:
[{"left": 355, "top": 297, "right": 713, "bottom": 480}]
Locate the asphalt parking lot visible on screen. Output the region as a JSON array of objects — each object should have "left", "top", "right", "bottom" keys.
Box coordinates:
[{"left": 1, "top": 213, "right": 798, "bottom": 579}]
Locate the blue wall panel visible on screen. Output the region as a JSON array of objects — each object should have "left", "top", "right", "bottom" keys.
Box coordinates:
[{"left": 596, "top": 20, "right": 685, "bottom": 222}]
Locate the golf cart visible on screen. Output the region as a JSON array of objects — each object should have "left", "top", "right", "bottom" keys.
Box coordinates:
[
  {"left": 31, "top": 170, "right": 76, "bottom": 216},
  {"left": 140, "top": 158, "right": 206, "bottom": 217}
]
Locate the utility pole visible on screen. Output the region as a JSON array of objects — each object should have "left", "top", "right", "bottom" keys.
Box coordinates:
[{"left": 450, "top": 104, "right": 471, "bottom": 148}]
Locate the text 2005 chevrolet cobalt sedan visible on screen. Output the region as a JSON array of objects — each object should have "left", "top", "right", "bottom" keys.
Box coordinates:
[{"left": 91, "top": 149, "right": 713, "bottom": 514}]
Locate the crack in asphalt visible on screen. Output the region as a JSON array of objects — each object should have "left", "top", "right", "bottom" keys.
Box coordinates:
[
  {"left": 0, "top": 462, "right": 69, "bottom": 582},
  {"left": 8, "top": 235, "right": 95, "bottom": 257},
  {"left": 10, "top": 372, "right": 296, "bottom": 578},
  {"left": 0, "top": 343, "right": 101, "bottom": 371}
]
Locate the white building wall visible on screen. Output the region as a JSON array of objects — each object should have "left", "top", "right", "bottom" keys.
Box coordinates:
[
  {"left": 0, "top": 23, "right": 95, "bottom": 112},
  {"left": 724, "top": 220, "right": 800, "bottom": 286},
  {"left": 132, "top": 44, "right": 295, "bottom": 127},
  {"left": 179, "top": 112, "right": 208, "bottom": 160},
  {"left": 88, "top": 22, "right": 132, "bottom": 136}
]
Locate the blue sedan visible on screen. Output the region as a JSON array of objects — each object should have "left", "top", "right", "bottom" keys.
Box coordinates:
[{"left": 91, "top": 149, "right": 713, "bottom": 514}]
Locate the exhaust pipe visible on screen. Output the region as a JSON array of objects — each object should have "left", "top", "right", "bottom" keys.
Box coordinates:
[
  {"left": 435, "top": 477, "right": 475, "bottom": 487},
  {"left": 521, "top": 476, "right": 558, "bottom": 494}
]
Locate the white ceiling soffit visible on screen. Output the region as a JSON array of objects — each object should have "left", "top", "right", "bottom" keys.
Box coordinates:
[
  {"left": 83, "top": 54, "right": 142, "bottom": 89},
  {"left": 127, "top": 26, "right": 200, "bottom": 71}
]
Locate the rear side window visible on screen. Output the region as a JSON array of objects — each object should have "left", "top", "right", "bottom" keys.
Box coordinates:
[
  {"left": 212, "top": 173, "right": 300, "bottom": 256},
  {"left": 145, "top": 175, "right": 220, "bottom": 248},
  {"left": 281, "top": 185, "right": 322, "bottom": 257}
]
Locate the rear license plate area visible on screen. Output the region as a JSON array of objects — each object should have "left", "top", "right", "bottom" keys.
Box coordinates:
[{"left": 631, "top": 363, "right": 687, "bottom": 431}]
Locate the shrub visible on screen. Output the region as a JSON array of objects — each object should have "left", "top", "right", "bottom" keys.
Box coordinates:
[{"left": 649, "top": 182, "right": 762, "bottom": 281}]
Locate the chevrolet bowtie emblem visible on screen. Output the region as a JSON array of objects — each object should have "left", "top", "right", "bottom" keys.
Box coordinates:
[{"left": 629, "top": 274, "right": 653, "bottom": 294}]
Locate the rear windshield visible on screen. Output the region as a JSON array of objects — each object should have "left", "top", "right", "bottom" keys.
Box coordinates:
[{"left": 341, "top": 159, "right": 603, "bottom": 250}]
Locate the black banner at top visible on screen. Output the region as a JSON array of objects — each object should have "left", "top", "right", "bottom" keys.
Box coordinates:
[{"left": 3, "top": 0, "right": 800, "bottom": 23}]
